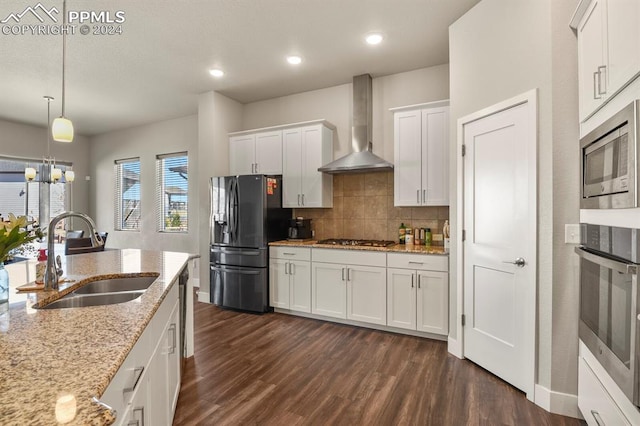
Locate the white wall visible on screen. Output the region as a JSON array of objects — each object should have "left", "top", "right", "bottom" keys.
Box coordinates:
[
  {"left": 0, "top": 119, "right": 91, "bottom": 215},
  {"left": 449, "top": 0, "right": 579, "bottom": 408},
  {"left": 242, "top": 66, "right": 450, "bottom": 164},
  {"left": 197, "top": 91, "right": 243, "bottom": 298},
  {"left": 89, "top": 115, "right": 199, "bottom": 254}
]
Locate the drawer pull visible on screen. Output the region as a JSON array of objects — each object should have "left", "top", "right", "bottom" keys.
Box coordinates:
[
  {"left": 282, "top": 252, "right": 296, "bottom": 256},
  {"left": 123, "top": 366, "right": 144, "bottom": 396},
  {"left": 591, "top": 410, "right": 605, "bottom": 426},
  {"left": 408, "top": 261, "right": 424, "bottom": 265}
]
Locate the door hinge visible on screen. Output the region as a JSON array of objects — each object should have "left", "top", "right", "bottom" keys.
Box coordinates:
[
  {"left": 461, "top": 314, "right": 466, "bottom": 327},
  {"left": 462, "top": 144, "right": 466, "bottom": 156},
  {"left": 462, "top": 230, "right": 466, "bottom": 241}
]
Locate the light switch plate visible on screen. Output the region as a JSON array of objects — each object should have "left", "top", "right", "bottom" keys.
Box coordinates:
[{"left": 565, "top": 224, "right": 581, "bottom": 244}]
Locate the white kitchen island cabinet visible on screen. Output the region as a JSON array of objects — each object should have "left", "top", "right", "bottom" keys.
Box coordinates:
[
  {"left": 101, "top": 281, "right": 180, "bottom": 426},
  {"left": 387, "top": 253, "right": 449, "bottom": 335},
  {"left": 391, "top": 101, "right": 449, "bottom": 207},
  {"left": 311, "top": 249, "right": 387, "bottom": 325},
  {"left": 229, "top": 130, "right": 283, "bottom": 175},
  {"left": 282, "top": 123, "right": 334, "bottom": 208},
  {"left": 269, "top": 247, "right": 312, "bottom": 313}
]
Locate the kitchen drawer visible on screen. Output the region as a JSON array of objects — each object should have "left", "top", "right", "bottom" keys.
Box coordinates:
[
  {"left": 312, "top": 248, "right": 386, "bottom": 267},
  {"left": 578, "top": 356, "right": 631, "bottom": 426},
  {"left": 270, "top": 246, "right": 311, "bottom": 261},
  {"left": 387, "top": 253, "right": 448, "bottom": 272}
]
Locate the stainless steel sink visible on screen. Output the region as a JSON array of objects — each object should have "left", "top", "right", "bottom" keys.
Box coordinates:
[
  {"left": 73, "top": 276, "right": 157, "bottom": 295},
  {"left": 40, "top": 292, "right": 144, "bottom": 309}
]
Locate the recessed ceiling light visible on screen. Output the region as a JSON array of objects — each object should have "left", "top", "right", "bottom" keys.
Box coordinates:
[
  {"left": 366, "top": 33, "right": 384, "bottom": 45},
  {"left": 287, "top": 56, "right": 302, "bottom": 65},
  {"left": 209, "top": 69, "right": 224, "bottom": 77}
]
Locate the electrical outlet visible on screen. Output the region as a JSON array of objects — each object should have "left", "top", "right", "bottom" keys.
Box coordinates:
[{"left": 565, "top": 224, "right": 580, "bottom": 244}]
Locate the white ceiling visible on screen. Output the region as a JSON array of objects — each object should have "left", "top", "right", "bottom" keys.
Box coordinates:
[{"left": 0, "top": 0, "right": 479, "bottom": 136}]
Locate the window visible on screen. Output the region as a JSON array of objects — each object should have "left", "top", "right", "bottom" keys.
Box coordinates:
[
  {"left": 156, "top": 153, "right": 188, "bottom": 232},
  {"left": 0, "top": 157, "right": 70, "bottom": 226},
  {"left": 115, "top": 158, "right": 141, "bottom": 231}
]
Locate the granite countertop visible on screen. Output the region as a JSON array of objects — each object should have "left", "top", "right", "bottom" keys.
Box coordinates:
[
  {"left": 270, "top": 240, "right": 448, "bottom": 255},
  {"left": 0, "top": 249, "right": 192, "bottom": 425}
]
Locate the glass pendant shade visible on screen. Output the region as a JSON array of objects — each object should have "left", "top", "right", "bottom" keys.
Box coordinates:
[
  {"left": 25, "top": 168, "right": 37, "bottom": 181},
  {"left": 64, "top": 170, "right": 75, "bottom": 182},
  {"left": 51, "top": 168, "right": 62, "bottom": 182},
  {"left": 52, "top": 117, "right": 74, "bottom": 142}
]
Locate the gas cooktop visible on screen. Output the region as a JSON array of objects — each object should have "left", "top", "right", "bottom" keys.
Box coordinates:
[{"left": 316, "top": 238, "right": 396, "bottom": 248}]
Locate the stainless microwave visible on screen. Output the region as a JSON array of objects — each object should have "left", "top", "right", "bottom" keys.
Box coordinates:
[{"left": 580, "top": 100, "right": 639, "bottom": 209}]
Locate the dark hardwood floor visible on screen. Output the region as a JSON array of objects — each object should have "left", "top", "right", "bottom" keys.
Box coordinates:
[{"left": 174, "top": 301, "right": 585, "bottom": 425}]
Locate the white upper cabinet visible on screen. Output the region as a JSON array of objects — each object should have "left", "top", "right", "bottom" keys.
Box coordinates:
[
  {"left": 229, "top": 130, "right": 282, "bottom": 175},
  {"left": 282, "top": 123, "right": 333, "bottom": 208},
  {"left": 392, "top": 101, "right": 449, "bottom": 207},
  {"left": 573, "top": 0, "right": 640, "bottom": 121}
]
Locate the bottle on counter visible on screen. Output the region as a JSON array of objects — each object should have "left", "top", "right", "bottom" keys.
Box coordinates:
[
  {"left": 424, "top": 228, "right": 432, "bottom": 247},
  {"left": 35, "top": 248, "right": 47, "bottom": 284},
  {"left": 405, "top": 228, "right": 414, "bottom": 245},
  {"left": 399, "top": 223, "right": 407, "bottom": 245}
]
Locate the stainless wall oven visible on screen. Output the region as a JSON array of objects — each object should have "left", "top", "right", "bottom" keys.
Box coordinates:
[
  {"left": 577, "top": 224, "right": 640, "bottom": 406},
  {"left": 580, "top": 99, "right": 639, "bottom": 209}
]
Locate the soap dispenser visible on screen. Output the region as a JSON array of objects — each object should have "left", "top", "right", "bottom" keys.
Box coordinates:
[{"left": 35, "top": 248, "right": 47, "bottom": 284}]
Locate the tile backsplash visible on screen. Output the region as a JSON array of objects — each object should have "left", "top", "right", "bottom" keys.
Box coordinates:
[{"left": 293, "top": 171, "right": 449, "bottom": 243}]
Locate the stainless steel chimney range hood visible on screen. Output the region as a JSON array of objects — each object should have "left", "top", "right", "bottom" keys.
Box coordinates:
[{"left": 318, "top": 74, "right": 394, "bottom": 174}]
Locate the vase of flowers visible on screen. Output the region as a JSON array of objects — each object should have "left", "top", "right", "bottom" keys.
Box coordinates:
[{"left": 0, "top": 214, "right": 44, "bottom": 306}]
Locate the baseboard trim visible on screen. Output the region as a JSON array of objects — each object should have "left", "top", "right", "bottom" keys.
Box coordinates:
[
  {"left": 535, "top": 384, "right": 581, "bottom": 419},
  {"left": 198, "top": 291, "right": 210, "bottom": 303},
  {"left": 447, "top": 336, "right": 463, "bottom": 359}
]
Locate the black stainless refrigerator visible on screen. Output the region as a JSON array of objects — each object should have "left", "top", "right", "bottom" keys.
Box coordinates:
[{"left": 210, "top": 175, "right": 291, "bottom": 313}]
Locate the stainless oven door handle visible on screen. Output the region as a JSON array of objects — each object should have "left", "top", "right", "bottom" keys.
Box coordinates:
[{"left": 574, "top": 247, "right": 638, "bottom": 275}]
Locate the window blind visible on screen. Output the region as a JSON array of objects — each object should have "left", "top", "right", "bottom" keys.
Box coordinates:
[
  {"left": 156, "top": 153, "right": 188, "bottom": 232},
  {"left": 114, "top": 158, "right": 141, "bottom": 231}
]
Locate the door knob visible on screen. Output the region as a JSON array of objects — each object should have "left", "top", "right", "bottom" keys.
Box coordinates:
[{"left": 503, "top": 257, "right": 526, "bottom": 267}]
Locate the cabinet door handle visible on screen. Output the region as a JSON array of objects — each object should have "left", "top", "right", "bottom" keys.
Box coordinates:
[
  {"left": 593, "top": 71, "right": 602, "bottom": 100},
  {"left": 290, "top": 262, "right": 295, "bottom": 275},
  {"left": 597, "top": 65, "right": 607, "bottom": 95},
  {"left": 123, "top": 366, "right": 144, "bottom": 396},
  {"left": 255, "top": 163, "right": 259, "bottom": 173},
  {"left": 411, "top": 273, "right": 414, "bottom": 288},
  {"left": 591, "top": 410, "right": 604, "bottom": 426},
  {"left": 341, "top": 267, "right": 345, "bottom": 281},
  {"left": 301, "top": 194, "right": 305, "bottom": 206},
  {"left": 423, "top": 189, "right": 426, "bottom": 203},
  {"left": 347, "top": 268, "right": 351, "bottom": 281},
  {"left": 418, "top": 274, "right": 421, "bottom": 289},
  {"left": 168, "top": 323, "right": 177, "bottom": 354},
  {"left": 417, "top": 189, "right": 420, "bottom": 203},
  {"left": 297, "top": 194, "right": 301, "bottom": 206},
  {"left": 133, "top": 407, "right": 145, "bottom": 426},
  {"left": 284, "top": 262, "right": 289, "bottom": 274}
]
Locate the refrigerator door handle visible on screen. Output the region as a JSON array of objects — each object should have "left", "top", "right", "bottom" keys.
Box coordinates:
[
  {"left": 210, "top": 247, "right": 260, "bottom": 256},
  {"left": 210, "top": 265, "right": 261, "bottom": 275}
]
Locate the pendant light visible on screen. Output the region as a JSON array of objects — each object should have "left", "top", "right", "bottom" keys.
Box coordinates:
[{"left": 51, "top": 0, "right": 73, "bottom": 143}]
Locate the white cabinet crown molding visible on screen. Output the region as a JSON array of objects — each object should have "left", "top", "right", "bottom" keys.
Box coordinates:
[
  {"left": 389, "top": 99, "right": 450, "bottom": 112},
  {"left": 228, "top": 119, "right": 336, "bottom": 136}
]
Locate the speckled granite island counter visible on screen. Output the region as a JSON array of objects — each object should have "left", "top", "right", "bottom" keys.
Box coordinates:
[
  {"left": 0, "top": 249, "right": 192, "bottom": 425},
  {"left": 270, "top": 239, "right": 449, "bottom": 255}
]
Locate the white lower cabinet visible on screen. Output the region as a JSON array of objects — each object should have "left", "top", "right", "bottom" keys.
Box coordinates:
[
  {"left": 579, "top": 356, "right": 630, "bottom": 426},
  {"left": 387, "top": 253, "right": 449, "bottom": 335},
  {"left": 101, "top": 281, "right": 181, "bottom": 426},
  {"left": 311, "top": 249, "right": 387, "bottom": 325},
  {"left": 269, "top": 247, "right": 312, "bottom": 313}
]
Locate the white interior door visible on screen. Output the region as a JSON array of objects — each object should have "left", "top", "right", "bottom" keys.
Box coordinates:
[{"left": 463, "top": 98, "right": 536, "bottom": 398}]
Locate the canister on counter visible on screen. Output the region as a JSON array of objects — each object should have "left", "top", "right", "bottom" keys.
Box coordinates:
[
  {"left": 424, "top": 228, "right": 432, "bottom": 246},
  {"left": 414, "top": 228, "right": 422, "bottom": 245},
  {"left": 405, "top": 228, "right": 414, "bottom": 245}
]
